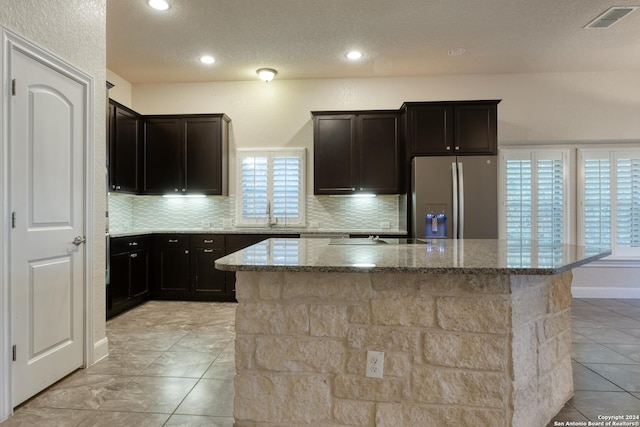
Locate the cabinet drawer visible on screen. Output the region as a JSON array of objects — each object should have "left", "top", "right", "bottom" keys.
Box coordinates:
[
  {"left": 190, "top": 234, "right": 225, "bottom": 249},
  {"left": 155, "top": 234, "right": 190, "bottom": 248},
  {"left": 110, "top": 235, "right": 149, "bottom": 254}
]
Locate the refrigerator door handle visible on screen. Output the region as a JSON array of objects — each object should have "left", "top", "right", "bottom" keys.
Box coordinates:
[
  {"left": 458, "top": 162, "right": 464, "bottom": 239},
  {"left": 451, "top": 162, "right": 458, "bottom": 239}
]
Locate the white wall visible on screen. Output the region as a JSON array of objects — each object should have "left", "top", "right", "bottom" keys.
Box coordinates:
[
  {"left": 125, "top": 71, "right": 640, "bottom": 297},
  {"left": 0, "top": 0, "right": 107, "bottom": 362}
]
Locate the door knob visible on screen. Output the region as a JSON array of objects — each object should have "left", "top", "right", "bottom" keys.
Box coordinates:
[{"left": 72, "top": 236, "right": 86, "bottom": 246}]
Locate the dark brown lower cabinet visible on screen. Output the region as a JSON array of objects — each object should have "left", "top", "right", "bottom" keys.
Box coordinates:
[
  {"left": 191, "top": 234, "right": 231, "bottom": 300},
  {"left": 109, "top": 233, "right": 300, "bottom": 317},
  {"left": 152, "top": 234, "right": 191, "bottom": 299},
  {"left": 107, "top": 235, "right": 150, "bottom": 319}
]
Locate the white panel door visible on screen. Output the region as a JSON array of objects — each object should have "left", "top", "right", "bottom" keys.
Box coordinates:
[{"left": 10, "top": 48, "right": 85, "bottom": 406}]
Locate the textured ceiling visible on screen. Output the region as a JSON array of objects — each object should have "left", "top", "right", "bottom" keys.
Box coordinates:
[{"left": 107, "top": 0, "right": 640, "bottom": 83}]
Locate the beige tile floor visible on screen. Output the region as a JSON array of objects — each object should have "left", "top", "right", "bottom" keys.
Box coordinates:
[
  {"left": 2, "top": 298, "right": 640, "bottom": 426},
  {"left": 2, "top": 301, "right": 236, "bottom": 427}
]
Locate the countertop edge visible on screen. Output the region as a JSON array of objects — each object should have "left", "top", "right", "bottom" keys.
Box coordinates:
[{"left": 109, "top": 229, "right": 408, "bottom": 238}]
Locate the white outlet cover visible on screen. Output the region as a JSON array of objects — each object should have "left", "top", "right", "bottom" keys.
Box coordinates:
[{"left": 365, "top": 350, "right": 384, "bottom": 379}]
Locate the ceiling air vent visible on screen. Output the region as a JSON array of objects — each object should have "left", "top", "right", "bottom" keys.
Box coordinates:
[{"left": 584, "top": 6, "right": 639, "bottom": 29}]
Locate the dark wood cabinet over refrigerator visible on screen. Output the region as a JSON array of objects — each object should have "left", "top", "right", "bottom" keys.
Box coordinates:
[
  {"left": 402, "top": 100, "right": 500, "bottom": 156},
  {"left": 143, "top": 114, "right": 230, "bottom": 195},
  {"left": 312, "top": 111, "right": 401, "bottom": 195}
]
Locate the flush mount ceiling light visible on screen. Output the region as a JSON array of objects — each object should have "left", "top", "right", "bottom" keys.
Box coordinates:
[
  {"left": 147, "top": 0, "right": 170, "bottom": 11},
  {"left": 345, "top": 50, "right": 363, "bottom": 60},
  {"left": 584, "top": 6, "right": 639, "bottom": 29},
  {"left": 256, "top": 68, "right": 277, "bottom": 82},
  {"left": 199, "top": 55, "right": 216, "bottom": 64}
]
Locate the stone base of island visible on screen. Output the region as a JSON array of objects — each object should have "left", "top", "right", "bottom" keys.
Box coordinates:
[{"left": 215, "top": 238, "right": 610, "bottom": 427}]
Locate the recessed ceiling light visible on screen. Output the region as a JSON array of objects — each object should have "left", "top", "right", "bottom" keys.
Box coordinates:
[
  {"left": 200, "top": 55, "right": 216, "bottom": 64},
  {"left": 148, "top": 0, "right": 170, "bottom": 11},
  {"left": 345, "top": 51, "right": 363, "bottom": 60},
  {"left": 448, "top": 48, "right": 466, "bottom": 56}
]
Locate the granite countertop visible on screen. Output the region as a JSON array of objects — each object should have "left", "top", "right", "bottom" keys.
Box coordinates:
[
  {"left": 214, "top": 238, "right": 611, "bottom": 275},
  {"left": 108, "top": 228, "right": 407, "bottom": 238}
]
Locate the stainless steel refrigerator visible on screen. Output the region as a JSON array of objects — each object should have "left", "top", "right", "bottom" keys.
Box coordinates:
[{"left": 411, "top": 156, "right": 498, "bottom": 239}]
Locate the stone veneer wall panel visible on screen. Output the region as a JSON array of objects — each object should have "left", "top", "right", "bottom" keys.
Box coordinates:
[{"left": 234, "top": 270, "right": 574, "bottom": 427}]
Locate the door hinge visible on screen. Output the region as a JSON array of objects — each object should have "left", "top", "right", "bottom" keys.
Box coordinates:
[
  {"left": 12, "top": 212, "right": 16, "bottom": 228},
  {"left": 11, "top": 79, "right": 16, "bottom": 96},
  {"left": 12, "top": 345, "right": 16, "bottom": 361}
]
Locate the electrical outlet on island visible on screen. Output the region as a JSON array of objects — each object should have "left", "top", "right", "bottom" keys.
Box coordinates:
[{"left": 365, "top": 350, "right": 384, "bottom": 379}]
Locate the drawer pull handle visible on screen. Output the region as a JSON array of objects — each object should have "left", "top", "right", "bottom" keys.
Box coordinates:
[
  {"left": 130, "top": 253, "right": 138, "bottom": 258},
  {"left": 204, "top": 249, "right": 214, "bottom": 253},
  {"left": 204, "top": 239, "right": 214, "bottom": 243},
  {"left": 129, "top": 242, "right": 138, "bottom": 246},
  {"left": 168, "top": 239, "right": 179, "bottom": 243}
]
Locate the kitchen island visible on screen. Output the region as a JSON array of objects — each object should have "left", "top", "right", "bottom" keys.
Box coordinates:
[{"left": 215, "top": 238, "right": 610, "bottom": 427}]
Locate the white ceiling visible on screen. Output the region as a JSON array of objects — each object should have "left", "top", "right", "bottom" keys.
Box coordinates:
[{"left": 107, "top": 0, "right": 640, "bottom": 83}]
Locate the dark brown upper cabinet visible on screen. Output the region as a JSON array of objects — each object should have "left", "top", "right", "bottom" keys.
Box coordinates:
[
  {"left": 402, "top": 100, "right": 500, "bottom": 156},
  {"left": 312, "top": 111, "right": 401, "bottom": 195},
  {"left": 108, "top": 100, "right": 142, "bottom": 193},
  {"left": 143, "top": 114, "right": 230, "bottom": 195}
]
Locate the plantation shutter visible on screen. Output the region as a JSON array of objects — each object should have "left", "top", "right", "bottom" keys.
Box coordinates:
[
  {"left": 502, "top": 149, "right": 568, "bottom": 245},
  {"left": 237, "top": 148, "right": 306, "bottom": 227}
]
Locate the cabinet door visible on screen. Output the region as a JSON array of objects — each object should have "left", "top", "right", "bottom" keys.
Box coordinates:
[
  {"left": 153, "top": 235, "right": 190, "bottom": 298},
  {"left": 143, "top": 117, "right": 182, "bottom": 194},
  {"left": 130, "top": 250, "right": 149, "bottom": 298},
  {"left": 184, "top": 117, "right": 224, "bottom": 194},
  {"left": 109, "top": 252, "right": 130, "bottom": 310},
  {"left": 192, "top": 248, "right": 227, "bottom": 296},
  {"left": 157, "top": 246, "right": 190, "bottom": 293},
  {"left": 358, "top": 113, "right": 400, "bottom": 193},
  {"left": 111, "top": 105, "right": 141, "bottom": 192},
  {"left": 313, "top": 115, "right": 356, "bottom": 194},
  {"left": 407, "top": 105, "right": 453, "bottom": 155},
  {"left": 454, "top": 104, "right": 497, "bottom": 154}
]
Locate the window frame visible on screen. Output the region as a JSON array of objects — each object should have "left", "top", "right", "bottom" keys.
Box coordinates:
[{"left": 235, "top": 147, "right": 306, "bottom": 228}]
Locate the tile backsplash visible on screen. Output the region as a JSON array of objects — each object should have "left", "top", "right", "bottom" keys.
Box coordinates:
[{"left": 108, "top": 194, "right": 406, "bottom": 233}]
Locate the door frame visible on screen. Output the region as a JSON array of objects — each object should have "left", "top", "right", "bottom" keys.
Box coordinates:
[{"left": 0, "top": 27, "right": 95, "bottom": 421}]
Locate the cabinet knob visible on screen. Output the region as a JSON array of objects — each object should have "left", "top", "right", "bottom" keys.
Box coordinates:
[
  {"left": 182, "top": 188, "right": 186, "bottom": 192},
  {"left": 174, "top": 188, "right": 179, "bottom": 192},
  {"left": 455, "top": 146, "right": 460, "bottom": 150},
  {"left": 446, "top": 146, "right": 451, "bottom": 151},
  {"left": 130, "top": 253, "right": 138, "bottom": 258},
  {"left": 185, "top": 250, "right": 189, "bottom": 254}
]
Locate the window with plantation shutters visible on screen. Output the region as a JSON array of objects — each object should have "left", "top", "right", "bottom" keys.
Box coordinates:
[
  {"left": 578, "top": 149, "right": 640, "bottom": 258},
  {"left": 501, "top": 149, "right": 568, "bottom": 245},
  {"left": 236, "top": 148, "right": 305, "bottom": 227}
]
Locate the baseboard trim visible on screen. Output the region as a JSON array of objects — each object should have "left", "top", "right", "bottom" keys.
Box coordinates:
[
  {"left": 92, "top": 337, "right": 109, "bottom": 365},
  {"left": 572, "top": 287, "right": 640, "bottom": 299}
]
